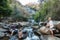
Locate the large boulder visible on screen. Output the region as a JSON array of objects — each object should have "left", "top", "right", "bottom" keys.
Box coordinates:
[
  {"left": 38, "top": 26, "right": 50, "bottom": 35},
  {"left": 56, "top": 23, "right": 60, "bottom": 30}
]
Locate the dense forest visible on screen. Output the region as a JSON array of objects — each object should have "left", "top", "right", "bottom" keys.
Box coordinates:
[
  {"left": 34, "top": 0, "right": 60, "bottom": 22},
  {"left": 0, "top": 0, "right": 60, "bottom": 22},
  {"left": 0, "top": 0, "right": 30, "bottom": 21},
  {"left": 0, "top": 0, "right": 12, "bottom": 18}
]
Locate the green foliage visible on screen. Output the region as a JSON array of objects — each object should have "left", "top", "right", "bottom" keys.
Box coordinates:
[
  {"left": 34, "top": 12, "right": 40, "bottom": 22},
  {"left": 34, "top": 0, "right": 60, "bottom": 21},
  {"left": 0, "top": 0, "right": 12, "bottom": 18},
  {"left": 9, "top": 0, "right": 29, "bottom": 21}
]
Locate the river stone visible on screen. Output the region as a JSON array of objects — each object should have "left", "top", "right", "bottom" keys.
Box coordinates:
[
  {"left": 56, "top": 23, "right": 60, "bottom": 30},
  {"left": 0, "top": 32, "right": 5, "bottom": 37}
]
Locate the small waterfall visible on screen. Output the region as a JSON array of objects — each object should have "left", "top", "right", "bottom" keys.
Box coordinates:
[{"left": 23, "top": 27, "right": 40, "bottom": 40}]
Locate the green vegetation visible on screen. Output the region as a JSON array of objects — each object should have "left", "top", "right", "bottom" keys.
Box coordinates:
[
  {"left": 1, "top": 0, "right": 60, "bottom": 22},
  {"left": 0, "top": 0, "right": 12, "bottom": 18},
  {"left": 34, "top": 0, "right": 60, "bottom": 21},
  {"left": 0, "top": 0, "right": 29, "bottom": 21},
  {"left": 10, "top": 0, "right": 29, "bottom": 21}
]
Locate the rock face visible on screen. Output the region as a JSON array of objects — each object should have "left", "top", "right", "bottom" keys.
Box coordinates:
[
  {"left": 41, "top": 35, "right": 60, "bottom": 40},
  {"left": 56, "top": 23, "right": 60, "bottom": 30},
  {"left": 48, "top": 36, "right": 60, "bottom": 40}
]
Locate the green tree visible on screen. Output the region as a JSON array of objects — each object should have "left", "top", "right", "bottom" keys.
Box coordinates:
[
  {"left": 9, "top": 0, "right": 29, "bottom": 21},
  {"left": 34, "top": 0, "right": 60, "bottom": 21},
  {"left": 0, "top": 0, "right": 12, "bottom": 18}
]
